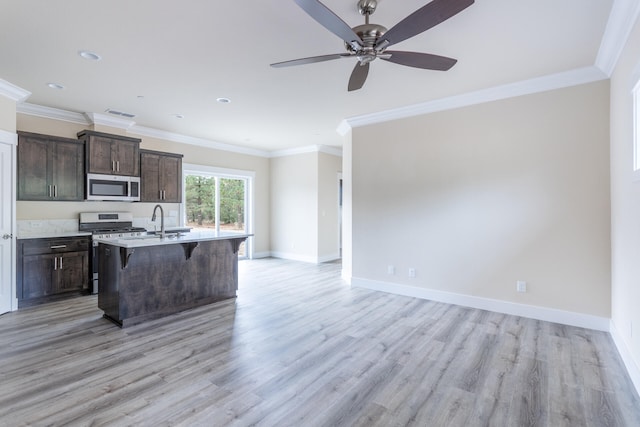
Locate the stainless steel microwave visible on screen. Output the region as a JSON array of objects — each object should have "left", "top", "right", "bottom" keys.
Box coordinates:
[{"left": 86, "top": 173, "right": 140, "bottom": 202}]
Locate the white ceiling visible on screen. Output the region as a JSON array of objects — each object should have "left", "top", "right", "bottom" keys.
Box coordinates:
[{"left": 0, "top": 0, "right": 624, "bottom": 153}]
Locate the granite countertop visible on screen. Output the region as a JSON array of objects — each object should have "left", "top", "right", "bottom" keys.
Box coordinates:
[
  {"left": 17, "top": 231, "right": 92, "bottom": 239},
  {"left": 94, "top": 231, "right": 252, "bottom": 248}
]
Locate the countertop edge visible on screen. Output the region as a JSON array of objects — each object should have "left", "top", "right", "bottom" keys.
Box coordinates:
[
  {"left": 94, "top": 233, "right": 252, "bottom": 248},
  {"left": 17, "top": 231, "right": 92, "bottom": 239}
]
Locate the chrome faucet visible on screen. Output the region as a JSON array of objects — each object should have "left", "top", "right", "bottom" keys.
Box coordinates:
[{"left": 151, "top": 204, "right": 165, "bottom": 238}]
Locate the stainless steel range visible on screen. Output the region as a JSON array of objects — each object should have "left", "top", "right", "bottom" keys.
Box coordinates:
[{"left": 79, "top": 212, "right": 147, "bottom": 294}]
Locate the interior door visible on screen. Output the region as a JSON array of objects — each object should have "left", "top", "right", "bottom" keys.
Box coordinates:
[{"left": 0, "top": 141, "right": 15, "bottom": 314}]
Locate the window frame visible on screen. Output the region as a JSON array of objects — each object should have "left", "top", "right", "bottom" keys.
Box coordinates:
[{"left": 182, "top": 163, "right": 255, "bottom": 259}]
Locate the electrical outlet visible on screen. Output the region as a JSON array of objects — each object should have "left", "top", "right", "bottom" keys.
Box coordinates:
[
  {"left": 516, "top": 280, "right": 527, "bottom": 293},
  {"left": 408, "top": 268, "right": 416, "bottom": 278},
  {"left": 387, "top": 265, "right": 395, "bottom": 275}
]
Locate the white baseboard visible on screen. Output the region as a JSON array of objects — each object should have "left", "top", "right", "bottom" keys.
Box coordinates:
[
  {"left": 251, "top": 251, "right": 272, "bottom": 259},
  {"left": 610, "top": 320, "right": 640, "bottom": 398},
  {"left": 270, "top": 251, "right": 320, "bottom": 264},
  {"left": 351, "top": 277, "right": 610, "bottom": 332},
  {"left": 270, "top": 251, "right": 341, "bottom": 264},
  {"left": 318, "top": 253, "right": 341, "bottom": 263}
]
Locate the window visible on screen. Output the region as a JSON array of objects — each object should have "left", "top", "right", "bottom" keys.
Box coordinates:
[{"left": 182, "top": 164, "right": 254, "bottom": 258}]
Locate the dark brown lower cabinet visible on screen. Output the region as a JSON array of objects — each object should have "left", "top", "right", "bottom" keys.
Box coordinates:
[{"left": 17, "top": 236, "right": 90, "bottom": 307}]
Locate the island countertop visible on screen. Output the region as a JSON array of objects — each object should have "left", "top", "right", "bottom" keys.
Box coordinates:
[{"left": 94, "top": 231, "right": 252, "bottom": 248}]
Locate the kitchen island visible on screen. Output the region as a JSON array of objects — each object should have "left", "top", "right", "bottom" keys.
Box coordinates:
[{"left": 96, "top": 232, "right": 250, "bottom": 327}]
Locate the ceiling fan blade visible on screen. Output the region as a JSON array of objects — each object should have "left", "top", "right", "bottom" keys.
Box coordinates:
[
  {"left": 294, "top": 0, "right": 363, "bottom": 49},
  {"left": 348, "top": 62, "right": 369, "bottom": 92},
  {"left": 381, "top": 51, "right": 457, "bottom": 70},
  {"left": 271, "top": 53, "right": 353, "bottom": 68},
  {"left": 376, "top": 0, "right": 474, "bottom": 49}
]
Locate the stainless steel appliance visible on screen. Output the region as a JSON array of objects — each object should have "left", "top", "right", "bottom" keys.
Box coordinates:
[
  {"left": 79, "top": 212, "right": 147, "bottom": 294},
  {"left": 86, "top": 173, "right": 140, "bottom": 202}
]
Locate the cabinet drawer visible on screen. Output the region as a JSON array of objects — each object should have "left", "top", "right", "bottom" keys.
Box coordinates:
[{"left": 21, "top": 237, "right": 89, "bottom": 256}]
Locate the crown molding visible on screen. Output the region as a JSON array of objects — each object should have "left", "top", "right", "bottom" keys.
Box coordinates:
[
  {"left": 596, "top": 0, "right": 640, "bottom": 76},
  {"left": 0, "top": 79, "right": 31, "bottom": 103},
  {"left": 269, "top": 144, "right": 342, "bottom": 158},
  {"left": 340, "top": 66, "right": 608, "bottom": 131},
  {"left": 129, "top": 125, "right": 271, "bottom": 158},
  {"left": 318, "top": 145, "right": 343, "bottom": 157},
  {"left": 17, "top": 102, "right": 89, "bottom": 125},
  {"left": 85, "top": 112, "right": 135, "bottom": 130},
  {"left": 336, "top": 120, "right": 351, "bottom": 137}
]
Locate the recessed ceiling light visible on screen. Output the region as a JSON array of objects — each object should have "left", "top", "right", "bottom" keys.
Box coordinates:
[
  {"left": 46, "top": 82, "right": 65, "bottom": 90},
  {"left": 173, "top": 114, "right": 184, "bottom": 119},
  {"left": 216, "top": 97, "right": 231, "bottom": 104},
  {"left": 137, "top": 95, "right": 145, "bottom": 99},
  {"left": 78, "top": 50, "right": 102, "bottom": 61}
]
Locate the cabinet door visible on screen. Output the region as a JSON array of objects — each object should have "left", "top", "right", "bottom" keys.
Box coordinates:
[
  {"left": 87, "top": 135, "right": 116, "bottom": 174},
  {"left": 51, "top": 140, "right": 84, "bottom": 201},
  {"left": 17, "top": 135, "right": 52, "bottom": 200},
  {"left": 21, "top": 254, "right": 55, "bottom": 299},
  {"left": 56, "top": 251, "right": 88, "bottom": 293},
  {"left": 160, "top": 156, "right": 181, "bottom": 202},
  {"left": 114, "top": 140, "right": 140, "bottom": 176},
  {"left": 140, "top": 152, "right": 161, "bottom": 201}
]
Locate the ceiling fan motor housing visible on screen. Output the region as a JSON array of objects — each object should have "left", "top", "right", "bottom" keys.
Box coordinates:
[{"left": 346, "top": 23, "right": 387, "bottom": 63}]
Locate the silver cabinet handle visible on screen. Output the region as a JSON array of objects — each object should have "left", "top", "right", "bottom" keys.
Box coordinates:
[
  {"left": 59, "top": 256, "right": 63, "bottom": 269},
  {"left": 50, "top": 245, "right": 67, "bottom": 249},
  {"left": 159, "top": 190, "right": 162, "bottom": 200},
  {"left": 53, "top": 185, "right": 57, "bottom": 198},
  {"left": 2, "top": 234, "right": 12, "bottom": 240},
  {"left": 48, "top": 185, "right": 52, "bottom": 198},
  {"left": 54, "top": 257, "right": 57, "bottom": 270},
  {"left": 116, "top": 161, "right": 120, "bottom": 172}
]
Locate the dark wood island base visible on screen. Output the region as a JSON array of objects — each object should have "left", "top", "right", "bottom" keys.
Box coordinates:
[{"left": 98, "top": 236, "right": 247, "bottom": 327}]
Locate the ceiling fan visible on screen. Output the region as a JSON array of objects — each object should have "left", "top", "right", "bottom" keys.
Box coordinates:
[{"left": 271, "top": 0, "right": 474, "bottom": 91}]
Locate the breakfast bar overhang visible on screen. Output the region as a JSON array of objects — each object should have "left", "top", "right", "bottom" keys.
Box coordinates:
[{"left": 96, "top": 232, "right": 250, "bottom": 327}]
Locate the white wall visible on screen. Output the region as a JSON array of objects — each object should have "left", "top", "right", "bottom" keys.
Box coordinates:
[
  {"left": 270, "top": 152, "right": 319, "bottom": 262},
  {"left": 350, "top": 80, "right": 611, "bottom": 319},
  {"left": 610, "top": 11, "right": 640, "bottom": 391},
  {"left": 270, "top": 151, "right": 342, "bottom": 263},
  {"left": 317, "top": 152, "right": 342, "bottom": 262},
  {"left": 0, "top": 96, "right": 16, "bottom": 133}
]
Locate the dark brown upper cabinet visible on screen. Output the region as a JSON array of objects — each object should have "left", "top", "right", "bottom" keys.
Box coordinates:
[
  {"left": 17, "top": 131, "right": 85, "bottom": 201},
  {"left": 78, "top": 130, "right": 141, "bottom": 177},
  {"left": 140, "top": 150, "right": 183, "bottom": 203}
]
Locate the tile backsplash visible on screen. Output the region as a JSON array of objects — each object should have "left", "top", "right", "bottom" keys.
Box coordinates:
[{"left": 17, "top": 219, "right": 79, "bottom": 237}]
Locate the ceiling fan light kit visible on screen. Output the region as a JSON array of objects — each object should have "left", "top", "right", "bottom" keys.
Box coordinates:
[{"left": 271, "top": 0, "right": 474, "bottom": 91}]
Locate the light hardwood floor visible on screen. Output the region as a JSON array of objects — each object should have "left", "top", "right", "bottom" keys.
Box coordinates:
[{"left": 1, "top": 258, "right": 639, "bottom": 426}]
